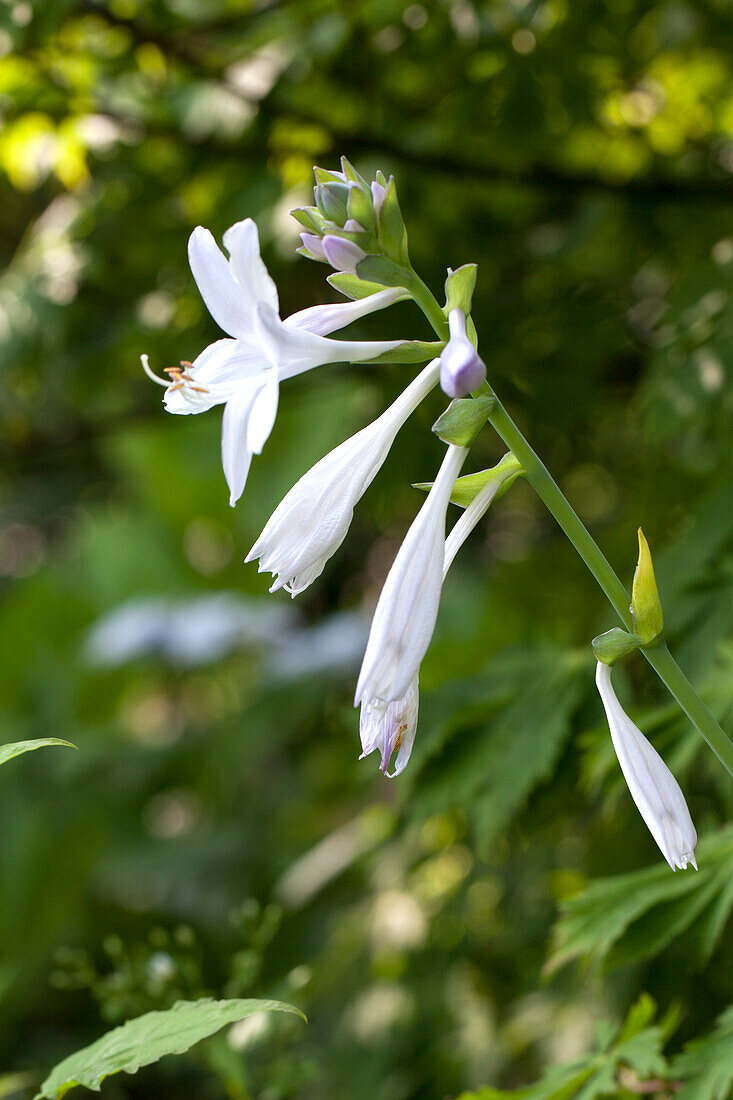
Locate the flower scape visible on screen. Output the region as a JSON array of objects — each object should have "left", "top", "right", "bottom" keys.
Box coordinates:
[{"left": 146, "top": 159, "right": 699, "bottom": 869}]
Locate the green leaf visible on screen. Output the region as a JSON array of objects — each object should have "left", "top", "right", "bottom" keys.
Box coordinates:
[
  {"left": 547, "top": 824, "right": 733, "bottom": 973},
  {"left": 457, "top": 996, "right": 670, "bottom": 1100},
  {"left": 444, "top": 264, "right": 477, "bottom": 316},
  {"left": 673, "top": 1005, "right": 733, "bottom": 1100},
  {"left": 406, "top": 646, "right": 584, "bottom": 841},
  {"left": 432, "top": 396, "right": 495, "bottom": 446},
  {"left": 35, "top": 998, "right": 305, "bottom": 1099},
  {"left": 0, "top": 739, "right": 76, "bottom": 768}
]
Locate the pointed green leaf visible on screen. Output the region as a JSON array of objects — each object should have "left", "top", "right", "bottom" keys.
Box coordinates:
[
  {"left": 673, "top": 1006, "right": 733, "bottom": 1100},
  {"left": 35, "top": 998, "right": 306, "bottom": 1099},
  {"left": 0, "top": 739, "right": 76, "bottom": 768}
]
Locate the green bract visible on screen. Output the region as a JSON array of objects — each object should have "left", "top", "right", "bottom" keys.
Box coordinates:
[
  {"left": 592, "top": 627, "right": 642, "bottom": 665},
  {"left": 444, "top": 264, "right": 477, "bottom": 317},
  {"left": 431, "top": 395, "right": 495, "bottom": 447},
  {"left": 632, "top": 528, "right": 664, "bottom": 644},
  {"left": 415, "top": 453, "right": 524, "bottom": 507}
]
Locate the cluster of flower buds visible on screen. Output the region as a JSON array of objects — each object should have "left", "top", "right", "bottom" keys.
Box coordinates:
[{"left": 292, "top": 159, "right": 410, "bottom": 281}]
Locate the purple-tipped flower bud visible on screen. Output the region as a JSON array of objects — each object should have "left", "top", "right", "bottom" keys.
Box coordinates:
[
  {"left": 371, "top": 180, "right": 387, "bottom": 215},
  {"left": 322, "top": 235, "right": 367, "bottom": 275},
  {"left": 300, "top": 232, "right": 328, "bottom": 261},
  {"left": 439, "top": 309, "right": 486, "bottom": 398},
  {"left": 343, "top": 218, "right": 365, "bottom": 233}
]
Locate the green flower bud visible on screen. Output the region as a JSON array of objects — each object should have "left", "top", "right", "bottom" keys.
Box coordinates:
[
  {"left": 315, "top": 182, "right": 351, "bottom": 225},
  {"left": 592, "top": 627, "right": 642, "bottom": 665},
  {"left": 632, "top": 528, "right": 664, "bottom": 644}
]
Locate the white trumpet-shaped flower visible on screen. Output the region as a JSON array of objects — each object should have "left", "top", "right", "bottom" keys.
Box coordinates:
[
  {"left": 595, "top": 661, "right": 698, "bottom": 871},
  {"left": 143, "top": 218, "right": 404, "bottom": 506},
  {"left": 360, "top": 676, "right": 419, "bottom": 777},
  {"left": 355, "top": 444, "right": 469, "bottom": 710},
  {"left": 358, "top": 458, "right": 518, "bottom": 775},
  {"left": 246, "top": 359, "right": 441, "bottom": 596}
]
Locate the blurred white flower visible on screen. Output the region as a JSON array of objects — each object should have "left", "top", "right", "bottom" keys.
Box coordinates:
[
  {"left": 247, "top": 358, "right": 440, "bottom": 596},
  {"left": 85, "top": 593, "right": 294, "bottom": 667},
  {"left": 596, "top": 661, "right": 698, "bottom": 870},
  {"left": 143, "top": 218, "right": 403, "bottom": 505}
]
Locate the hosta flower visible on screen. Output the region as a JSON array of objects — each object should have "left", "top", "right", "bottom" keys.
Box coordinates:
[
  {"left": 358, "top": 458, "right": 519, "bottom": 775},
  {"left": 360, "top": 676, "right": 419, "bottom": 778},
  {"left": 246, "top": 358, "right": 441, "bottom": 596},
  {"left": 143, "top": 218, "right": 404, "bottom": 505},
  {"left": 355, "top": 444, "right": 469, "bottom": 710},
  {"left": 596, "top": 661, "right": 697, "bottom": 870},
  {"left": 439, "top": 309, "right": 486, "bottom": 398}
]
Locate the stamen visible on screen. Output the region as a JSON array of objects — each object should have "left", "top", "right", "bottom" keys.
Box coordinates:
[{"left": 141, "top": 354, "right": 170, "bottom": 387}]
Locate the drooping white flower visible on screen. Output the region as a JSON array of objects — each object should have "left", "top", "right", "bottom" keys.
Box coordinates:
[
  {"left": 358, "top": 454, "right": 521, "bottom": 776},
  {"left": 439, "top": 309, "right": 486, "bottom": 398},
  {"left": 595, "top": 661, "right": 698, "bottom": 871},
  {"left": 360, "top": 676, "right": 419, "bottom": 777},
  {"left": 355, "top": 444, "right": 469, "bottom": 710},
  {"left": 246, "top": 358, "right": 441, "bottom": 596},
  {"left": 143, "top": 218, "right": 404, "bottom": 505}
]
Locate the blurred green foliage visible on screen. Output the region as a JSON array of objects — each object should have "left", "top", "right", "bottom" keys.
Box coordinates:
[{"left": 0, "top": 1, "right": 731, "bottom": 1098}]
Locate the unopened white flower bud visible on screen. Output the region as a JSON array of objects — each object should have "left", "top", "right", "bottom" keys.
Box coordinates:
[
  {"left": 439, "top": 309, "right": 486, "bottom": 398},
  {"left": 322, "top": 235, "right": 366, "bottom": 275},
  {"left": 371, "top": 180, "right": 387, "bottom": 214},
  {"left": 596, "top": 661, "right": 697, "bottom": 871}
]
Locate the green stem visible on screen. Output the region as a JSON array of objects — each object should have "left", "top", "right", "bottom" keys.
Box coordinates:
[{"left": 409, "top": 285, "right": 733, "bottom": 777}]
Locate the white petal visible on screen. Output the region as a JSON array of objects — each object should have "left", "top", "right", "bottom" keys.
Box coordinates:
[
  {"left": 163, "top": 339, "right": 266, "bottom": 414},
  {"left": 286, "top": 287, "right": 406, "bottom": 336},
  {"left": 246, "top": 372, "right": 279, "bottom": 455},
  {"left": 222, "top": 219, "right": 279, "bottom": 314},
  {"left": 188, "top": 227, "right": 253, "bottom": 339},
  {"left": 221, "top": 386, "right": 259, "bottom": 506},
  {"left": 355, "top": 445, "right": 468, "bottom": 705},
  {"left": 254, "top": 301, "right": 402, "bottom": 377}
]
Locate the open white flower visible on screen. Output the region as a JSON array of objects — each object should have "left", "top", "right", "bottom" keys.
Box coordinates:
[
  {"left": 355, "top": 444, "right": 469, "bottom": 710},
  {"left": 143, "top": 218, "right": 404, "bottom": 505},
  {"left": 596, "top": 661, "right": 697, "bottom": 870},
  {"left": 246, "top": 358, "right": 441, "bottom": 596}
]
